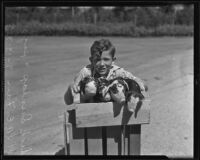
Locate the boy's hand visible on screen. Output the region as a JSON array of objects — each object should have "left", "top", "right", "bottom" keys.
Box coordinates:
[
  {"left": 137, "top": 82, "right": 145, "bottom": 91},
  {"left": 73, "top": 93, "right": 80, "bottom": 103},
  {"left": 72, "top": 84, "right": 80, "bottom": 93},
  {"left": 137, "top": 82, "right": 148, "bottom": 92}
]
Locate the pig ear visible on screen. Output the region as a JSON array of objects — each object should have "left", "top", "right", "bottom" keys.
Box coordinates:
[
  {"left": 123, "top": 78, "right": 131, "bottom": 87},
  {"left": 122, "top": 80, "right": 129, "bottom": 91}
]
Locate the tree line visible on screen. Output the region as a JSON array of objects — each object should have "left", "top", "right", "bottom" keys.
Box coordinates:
[{"left": 5, "top": 5, "right": 193, "bottom": 27}]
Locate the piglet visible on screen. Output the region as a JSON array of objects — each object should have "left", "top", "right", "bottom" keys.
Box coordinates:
[
  {"left": 94, "top": 78, "right": 112, "bottom": 102},
  {"left": 108, "top": 78, "right": 129, "bottom": 104},
  {"left": 79, "top": 76, "right": 97, "bottom": 101},
  {"left": 123, "top": 78, "right": 145, "bottom": 112}
]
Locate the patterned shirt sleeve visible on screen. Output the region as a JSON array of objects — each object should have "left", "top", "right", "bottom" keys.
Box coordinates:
[{"left": 73, "top": 66, "right": 91, "bottom": 86}]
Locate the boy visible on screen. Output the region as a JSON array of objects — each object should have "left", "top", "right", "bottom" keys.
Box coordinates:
[{"left": 64, "top": 39, "right": 147, "bottom": 105}]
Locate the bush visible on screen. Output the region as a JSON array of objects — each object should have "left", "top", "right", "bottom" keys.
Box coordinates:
[
  {"left": 155, "top": 25, "right": 193, "bottom": 36},
  {"left": 5, "top": 21, "right": 193, "bottom": 37}
]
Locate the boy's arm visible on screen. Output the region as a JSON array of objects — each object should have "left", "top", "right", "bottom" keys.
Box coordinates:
[
  {"left": 72, "top": 70, "right": 84, "bottom": 93},
  {"left": 71, "top": 71, "right": 83, "bottom": 103},
  {"left": 117, "top": 69, "right": 147, "bottom": 91},
  {"left": 72, "top": 67, "right": 91, "bottom": 92},
  {"left": 71, "top": 67, "right": 91, "bottom": 103}
]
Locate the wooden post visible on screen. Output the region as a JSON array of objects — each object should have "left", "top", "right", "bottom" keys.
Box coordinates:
[
  {"left": 106, "top": 126, "right": 121, "bottom": 155},
  {"left": 129, "top": 124, "right": 141, "bottom": 155},
  {"left": 121, "top": 125, "right": 129, "bottom": 155},
  {"left": 63, "top": 112, "right": 67, "bottom": 154},
  {"left": 102, "top": 126, "right": 107, "bottom": 155},
  {"left": 67, "top": 109, "right": 85, "bottom": 155},
  {"left": 63, "top": 112, "right": 72, "bottom": 155},
  {"left": 121, "top": 125, "right": 125, "bottom": 155}
]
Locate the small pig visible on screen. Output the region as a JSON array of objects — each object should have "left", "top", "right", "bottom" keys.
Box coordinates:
[
  {"left": 123, "top": 78, "right": 145, "bottom": 112},
  {"left": 79, "top": 76, "right": 98, "bottom": 101}
]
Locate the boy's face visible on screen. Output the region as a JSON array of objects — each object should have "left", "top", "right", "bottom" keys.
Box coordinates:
[{"left": 90, "top": 50, "right": 115, "bottom": 76}]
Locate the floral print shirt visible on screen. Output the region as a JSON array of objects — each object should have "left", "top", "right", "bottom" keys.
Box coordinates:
[{"left": 73, "top": 63, "right": 146, "bottom": 91}]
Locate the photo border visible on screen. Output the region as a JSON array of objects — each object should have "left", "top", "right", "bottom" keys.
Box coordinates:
[{"left": 1, "top": 0, "right": 199, "bottom": 160}]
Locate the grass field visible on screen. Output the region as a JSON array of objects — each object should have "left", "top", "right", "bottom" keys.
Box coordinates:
[{"left": 4, "top": 36, "right": 193, "bottom": 156}]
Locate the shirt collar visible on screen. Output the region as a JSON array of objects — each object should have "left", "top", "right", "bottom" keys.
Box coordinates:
[{"left": 88, "top": 63, "right": 121, "bottom": 78}]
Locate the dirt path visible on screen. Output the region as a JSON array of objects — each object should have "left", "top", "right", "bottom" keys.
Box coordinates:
[
  {"left": 4, "top": 37, "right": 193, "bottom": 156},
  {"left": 140, "top": 49, "right": 193, "bottom": 157}
]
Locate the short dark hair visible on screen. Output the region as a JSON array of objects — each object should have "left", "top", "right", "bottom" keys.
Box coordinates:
[{"left": 90, "top": 39, "right": 116, "bottom": 58}]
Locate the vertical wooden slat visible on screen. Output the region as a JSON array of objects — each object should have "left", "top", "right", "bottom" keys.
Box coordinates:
[
  {"left": 84, "top": 128, "right": 88, "bottom": 155},
  {"left": 106, "top": 126, "right": 121, "bottom": 155},
  {"left": 121, "top": 125, "right": 129, "bottom": 155},
  {"left": 127, "top": 125, "right": 131, "bottom": 155},
  {"left": 65, "top": 123, "right": 72, "bottom": 155},
  {"left": 64, "top": 112, "right": 68, "bottom": 155},
  {"left": 118, "top": 135, "right": 122, "bottom": 155},
  {"left": 69, "top": 127, "right": 85, "bottom": 155},
  {"left": 87, "top": 127, "right": 102, "bottom": 155},
  {"left": 129, "top": 124, "right": 141, "bottom": 155},
  {"left": 121, "top": 125, "right": 125, "bottom": 155},
  {"left": 67, "top": 110, "right": 85, "bottom": 155},
  {"left": 125, "top": 125, "right": 129, "bottom": 155},
  {"left": 102, "top": 127, "right": 107, "bottom": 155},
  {"left": 64, "top": 112, "right": 72, "bottom": 155}
]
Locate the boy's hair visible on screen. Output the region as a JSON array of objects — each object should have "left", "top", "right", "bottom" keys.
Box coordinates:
[{"left": 90, "top": 39, "right": 116, "bottom": 58}]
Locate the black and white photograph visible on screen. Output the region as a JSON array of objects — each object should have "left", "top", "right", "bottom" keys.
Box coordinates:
[{"left": 3, "top": 3, "right": 194, "bottom": 158}]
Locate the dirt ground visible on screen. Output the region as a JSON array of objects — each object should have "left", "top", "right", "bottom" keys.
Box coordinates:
[{"left": 4, "top": 36, "right": 193, "bottom": 157}]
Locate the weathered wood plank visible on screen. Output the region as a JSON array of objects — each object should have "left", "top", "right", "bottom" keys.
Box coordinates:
[{"left": 75, "top": 99, "right": 150, "bottom": 128}]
